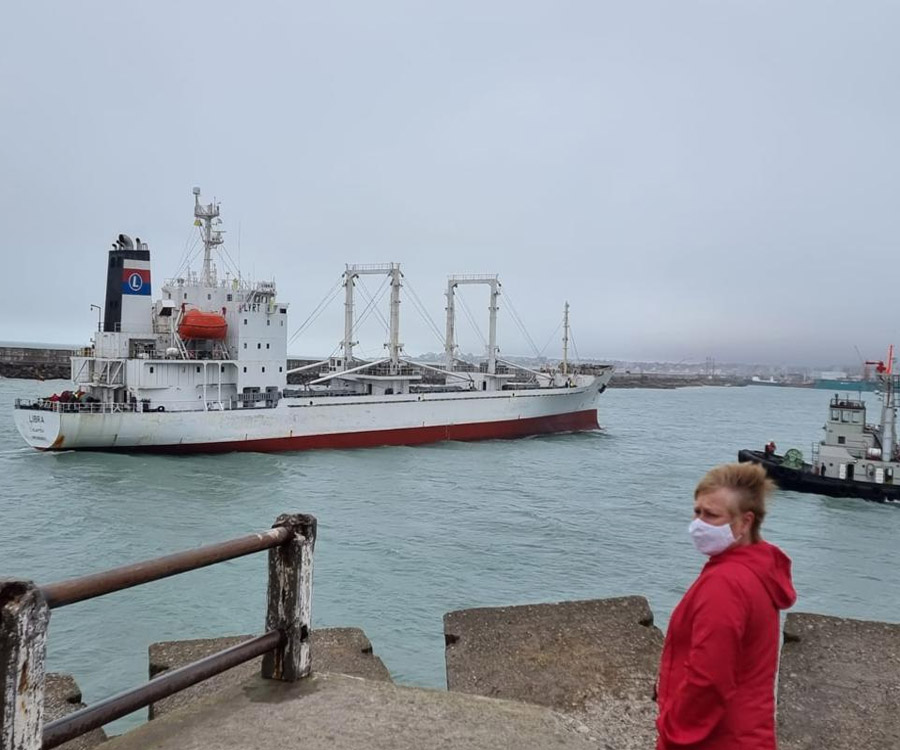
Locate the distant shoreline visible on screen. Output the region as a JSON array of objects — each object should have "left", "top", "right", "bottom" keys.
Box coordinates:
[
  {"left": 606, "top": 374, "right": 750, "bottom": 389},
  {"left": 0, "top": 344, "right": 799, "bottom": 390}
]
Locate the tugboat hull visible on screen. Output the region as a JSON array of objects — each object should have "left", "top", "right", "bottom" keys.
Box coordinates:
[{"left": 737, "top": 449, "right": 900, "bottom": 504}]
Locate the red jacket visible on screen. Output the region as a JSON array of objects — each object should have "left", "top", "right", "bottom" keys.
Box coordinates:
[{"left": 656, "top": 540, "right": 796, "bottom": 749}]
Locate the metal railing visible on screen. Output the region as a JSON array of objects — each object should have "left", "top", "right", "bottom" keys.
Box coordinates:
[
  {"left": 15, "top": 398, "right": 145, "bottom": 414},
  {"left": 0, "top": 513, "right": 317, "bottom": 750},
  {"left": 14, "top": 398, "right": 246, "bottom": 415}
]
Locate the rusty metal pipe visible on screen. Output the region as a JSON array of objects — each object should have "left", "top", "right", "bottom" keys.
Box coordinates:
[
  {"left": 42, "top": 629, "right": 284, "bottom": 750},
  {"left": 39, "top": 526, "right": 293, "bottom": 608}
]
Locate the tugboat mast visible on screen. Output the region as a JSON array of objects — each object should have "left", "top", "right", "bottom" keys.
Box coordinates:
[
  {"left": 193, "top": 186, "right": 224, "bottom": 286},
  {"left": 869, "top": 345, "right": 898, "bottom": 462},
  {"left": 562, "top": 301, "right": 570, "bottom": 376}
]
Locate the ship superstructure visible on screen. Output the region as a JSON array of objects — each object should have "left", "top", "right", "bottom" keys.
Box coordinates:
[{"left": 14, "top": 189, "right": 613, "bottom": 453}]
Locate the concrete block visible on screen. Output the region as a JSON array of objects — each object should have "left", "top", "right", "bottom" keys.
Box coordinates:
[
  {"left": 444, "top": 596, "right": 664, "bottom": 749},
  {"left": 44, "top": 673, "right": 107, "bottom": 749},
  {"left": 148, "top": 627, "right": 391, "bottom": 718},
  {"left": 778, "top": 613, "right": 900, "bottom": 750}
]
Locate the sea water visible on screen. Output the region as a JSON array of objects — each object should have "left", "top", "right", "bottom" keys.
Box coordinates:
[{"left": 1, "top": 377, "right": 898, "bottom": 731}]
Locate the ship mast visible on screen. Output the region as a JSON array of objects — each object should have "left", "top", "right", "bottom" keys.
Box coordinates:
[
  {"left": 445, "top": 279, "right": 457, "bottom": 370},
  {"left": 883, "top": 345, "right": 896, "bottom": 462},
  {"left": 389, "top": 264, "right": 402, "bottom": 374},
  {"left": 445, "top": 274, "right": 500, "bottom": 376},
  {"left": 867, "top": 345, "right": 897, "bottom": 462},
  {"left": 193, "top": 186, "right": 224, "bottom": 286},
  {"left": 562, "top": 301, "right": 570, "bottom": 376},
  {"left": 341, "top": 263, "right": 402, "bottom": 371}
]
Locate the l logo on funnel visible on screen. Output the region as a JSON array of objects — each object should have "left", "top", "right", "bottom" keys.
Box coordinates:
[{"left": 122, "top": 268, "right": 151, "bottom": 295}]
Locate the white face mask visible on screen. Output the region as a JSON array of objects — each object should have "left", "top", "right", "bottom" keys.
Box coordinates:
[{"left": 688, "top": 518, "right": 736, "bottom": 556}]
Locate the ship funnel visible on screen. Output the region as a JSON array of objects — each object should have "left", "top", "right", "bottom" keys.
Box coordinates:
[{"left": 104, "top": 233, "right": 152, "bottom": 333}]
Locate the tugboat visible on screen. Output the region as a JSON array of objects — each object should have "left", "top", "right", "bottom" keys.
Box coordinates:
[{"left": 739, "top": 348, "right": 900, "bottom": 504}]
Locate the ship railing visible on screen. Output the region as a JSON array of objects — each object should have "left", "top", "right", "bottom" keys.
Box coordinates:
[
  {"left": 0, "top": 514, "right": 317, "bottom": 750},
  {"left": 130, "top": 349, "right": 232, "bottom": 362},
  {"left": 15, "top": 399, "right": 143, "bottom": 414},
  {"left": 17, "top": 398, "right": 253, "bottom": 415}
]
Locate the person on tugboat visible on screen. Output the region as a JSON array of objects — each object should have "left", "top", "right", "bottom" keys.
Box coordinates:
[{"left": 763, "top": 440, "right": 777, "bottom": 460}]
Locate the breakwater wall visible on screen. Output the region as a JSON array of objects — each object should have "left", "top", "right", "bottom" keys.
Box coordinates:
[
  {"left": 3, "top": 350, "right": 752, "bottom": 391},
  {"left": 0, "top": 346, "right": 76, "bottom": 380},
  {"left": 607, "top": 373, "right": 749, "bottom": 389}
]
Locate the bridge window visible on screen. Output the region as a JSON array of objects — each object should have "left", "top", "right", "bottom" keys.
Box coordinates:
[
  {"left": 841, "top": 411, "right": 850, "bottom": 423},
  {"left": 852, "top": 412, "right": 861, "bottom": 424},
  {"left": 831, "top": 409, "right": 840, "bottom": 420}
]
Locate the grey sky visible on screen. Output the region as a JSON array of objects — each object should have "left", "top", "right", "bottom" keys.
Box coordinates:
[{"left": 2, "top": 2, "right": 898, "bottom": 367}]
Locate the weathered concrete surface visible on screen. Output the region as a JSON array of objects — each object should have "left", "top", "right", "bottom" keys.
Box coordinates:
[
  {"left": 148, "top": 628, "right": 391, "bottom": 718},
  {"left": 101, "top": 672, "right": 601, "bottom": 750},
  {"left": 445, "top": 597, "right": 663, "bottom": 748},
  {"left": 778, "top": 613, "right": 900, "bottom": 750},
  {"left": 44, "top": 673, "right": 107, "bottom": 749}
]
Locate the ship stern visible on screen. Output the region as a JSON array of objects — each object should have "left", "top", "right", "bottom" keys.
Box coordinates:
[{"left": 13, "top": 406, "right": 64, "bottom": 450}]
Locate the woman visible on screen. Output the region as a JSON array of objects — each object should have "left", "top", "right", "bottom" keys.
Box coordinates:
[{"left": 656, "top": 462, "right": 796, "bottom": 750}]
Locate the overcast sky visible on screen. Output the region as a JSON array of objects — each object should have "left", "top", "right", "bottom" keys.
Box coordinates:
[{"left": 2, "top": 2, "right": 898, "bottom": 366}]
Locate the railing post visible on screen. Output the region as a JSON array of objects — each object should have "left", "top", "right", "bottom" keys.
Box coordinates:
[
  {"left": 0, "top": 580, "right": 49, "bottom": 750},
  {"left": 261, "top": 514, "right": 317, "bottom": 682}
]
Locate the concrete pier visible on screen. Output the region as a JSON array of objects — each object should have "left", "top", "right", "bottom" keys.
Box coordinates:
[
  {"left": 23, "top": 600, "right": 900, "bottom": 749},
  {"left": 100, "top": 673, "right": 600, "bottom": 750}
]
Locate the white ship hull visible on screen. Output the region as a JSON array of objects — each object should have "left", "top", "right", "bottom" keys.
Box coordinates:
[{"left": 14, "top": 375, "right": 611, "bottom": 454}]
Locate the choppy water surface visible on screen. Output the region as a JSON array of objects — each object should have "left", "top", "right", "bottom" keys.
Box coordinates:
[{"left": 1, "top": 378, "right": 898, "bottom": 731}]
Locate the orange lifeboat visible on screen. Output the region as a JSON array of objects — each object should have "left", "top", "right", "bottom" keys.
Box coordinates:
[{"left": 178, "top": 309, "right": 228, "bottom": 340}]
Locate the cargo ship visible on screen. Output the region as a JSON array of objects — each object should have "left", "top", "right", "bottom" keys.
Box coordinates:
[{"left": 13, "top": 189, "right": 613, "bottom": 453}]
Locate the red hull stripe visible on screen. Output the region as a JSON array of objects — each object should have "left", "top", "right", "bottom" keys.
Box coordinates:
[{"left": 87, "top": 409, "right": 600, "bottom": 455}]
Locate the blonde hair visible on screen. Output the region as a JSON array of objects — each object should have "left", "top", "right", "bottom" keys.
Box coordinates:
[{"left": 694, "top": 462, "right": 774, "bottom": 542}]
